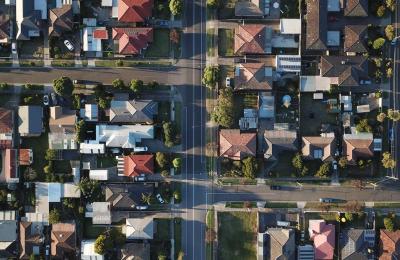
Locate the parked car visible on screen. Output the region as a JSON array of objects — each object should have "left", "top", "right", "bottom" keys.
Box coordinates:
[
  {"left": 73, "top": 79, "right": 83, "bottom": 84},
  {"left": 50, "top": 92, "right": 58, "bottom": 106},
  {"left": 45, "top": 245, "right": 50, "bottom": 256},
  {"left": 133, "top": 175, "right": 146, "bottom": 182},
  {"left": 156, "top": 194, "right": 165, "bottom": 204},
  {"left": 319, "top": 198, "right": 336, "bottom": 203},
  {"left": 155, "top": 20, "right": 169, "bottom": 27},
  {"left": 43, "top": 94, "right": 49, "bottom": 106},
  {"left": 136, "top": 205, "right": 148, "bottom": 210},
  {"left": 133, "top": 146, "right": 148, "bottom": 152},
  {"left": 64, "top": 40, "right": 74, "bottom": 51},
  {"left": 332, "top": 160, "right": 338, "bottom": 171},
  {"left": 11, "top": 43, "right": 16, "bottom": 54},
  {"left": 225, "top": 77, "right": 231, "bottom": 87},
  {"left": 270, "top": 185, "right": 281, "bottom": 190}
]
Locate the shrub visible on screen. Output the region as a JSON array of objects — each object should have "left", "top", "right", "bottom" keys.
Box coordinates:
[
  {"left": 385, "top": 24, "right": 395, "bottom": 40},
  {"left": 377, "top": 5, "right": 386, "bottom": 17},
  {"left": 315, "top": 162, "right": 330, "bottom": 178},
  {"left": 355, "top": 119, "right": 372, "bottom": 133},
  {"left": 384, "top": 217, "right": 395, "bottom": 231},
  {"left": 130, "top": 79, "right": 144, "bottom": 93},
  {"left": 53, "top": 76, "right": 73, "bottom": 96},
  {"left": 207, "top": 0, "right": 218, "bottom": 8},
  {"left": 156, "top": 152, "right": 169, "bottom": 170},
  {"left": 373, "top": 37, "right": 386, "bottom": 49},
  {"left": 338, "top": 156, "right": 348, "bottom": 168},
  {"left": 211, "top": 88, "right": 234, "bottom": 128},
  {"left": 345, "top": 212, "right": 354, "bottom": 221},
  {"left": 49, "top": 208, "right": 60, "bottom": 224},
  {"left": 112, "top": 78, "right": 125, "bottom": 89},
  {"left": 242, "top": 157, "right": 258, "bottom": 179},
  {"left": 169, "top": 0, "right": 183, "bottom": 16},
  {"left": 382, "top": 152, "right": 396, "bottom": 169},
  {"left": 202, "top": 65, "right": 219, "bottom": 88},
  {"left": 377, "top": 112, "right": 387, "bottom": 122},
  {"left": 115, "top": 60, "right": 124, "bottom": 67}
]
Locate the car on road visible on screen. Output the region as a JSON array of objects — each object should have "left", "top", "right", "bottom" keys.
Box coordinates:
[
  {"left": 50, "top": 92, "right": 58, "bottom": 106},
  {"left": 64, "top": 40, "right": 74, "bottom": 51},
  {"left": 156, "top": 194, "right": 165, "bottom": 204},
  {"left": 225, "top": 77, "right": 231, "bottom": 87},
  {"left": 133, "top": 175, "right": 146, "bottom": 182},
  {"left": 319, "top": 198, "right": 336, "bottom": 203},
  {"left": 270, "top": 185, "right": 281, "bottom": 190},
  {"left": 45, "top": 245, "right": 50, "bottom": 256},
  {"left": 11, "top": 43, "right": 17, "bottom": 54},
  {"left": 73, "top": 79, "right": 83, "bottom": 84},
  {"left": 136, "top": 205, "right": 148, "bottom": 210},
  {"left": 43, "top": 94, "right": 49, "bottom": 106}
]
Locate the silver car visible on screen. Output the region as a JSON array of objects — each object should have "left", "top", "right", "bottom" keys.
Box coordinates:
[{"left": 64, "top": 40, "right": 74, "bottom": 51}]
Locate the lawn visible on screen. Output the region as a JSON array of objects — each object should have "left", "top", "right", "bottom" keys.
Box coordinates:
[
  {"left": 83, "top": 219, "right": 106, "bottom": 238},
  {"left": 51, "top": 60, "right": 75, "bottom": 67},
  {"left": 217, "top": 211, "right": 257, "bottom": 260},
  {"left": 94, "top": 60, "right": 172, "bottom": 68},
  {"left": 265, "top": 202, "right": 297, "bottom": 208},
  {"left": 280, "top": 0, "right": 300, "bottom": 18},
  {"left": 145, "top": 29, "right": 170, "bottom": 58},
  {"left": 19, "top": 60, "right": 44, "bottom": 67},
  {"left": 158, "top": 101, "right": 171, "bottom": 123},
  {"left": 97, "top": 156, "right": 118, "bottom": 168},
  {"left": 154, "top": 218, "right": 171, "bottom": 240},
  {"left": 207, "top": 29, "right": 216, "bottom": 57},
  {"left": 218, "top": 29, "right": 234, "bottom": 57},
  {"left": 21, "top": 132, "right": 49, "bottom": 181},
  {"left": 225, "top": 201, "right": 257, "bottom": 208},
  {"left": 268, "top": 151, "right": 297, "bottom": 177},
  {"left": 375, "top": 211, "right": 400, "bottom": 229}
]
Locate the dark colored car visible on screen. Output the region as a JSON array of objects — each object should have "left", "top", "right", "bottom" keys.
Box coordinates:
[{"left": 270, "top": 185, "right": 282, "bottom": 190}]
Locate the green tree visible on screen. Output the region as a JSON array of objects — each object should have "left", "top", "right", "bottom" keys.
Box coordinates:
[
  {"left": 388, "top": 109, "right": 400, "bottom": 121},
  {"left": 98, "top": 97, "right": 110, "bottom": 109},
  {"left": 94, "top": 234, "right": 107, "bottom": 255},
  {"left": 387, "top": 67, "right": 393, "bottom": 78},
  {"left": 345, "top": 212, "right": 354, "bottom": 222},
  {"left": 300, "top": 166, "right": 309, "bottom": 177},
  {"left": 373, "top": 37, "right": 386, "bottom": 49},
  {"left": 130, "top": 79, "right": 144, "bottom": 93},
  {"left": 75, "top": 120, "right": 86, "bottom": 143},
  {"left": 169, "top": 0, "right": 183, "bottom": 16},
  {"left": 141, "top": 193, "right": 153, "bottom": 205},
  {"left": 338, "top": 156, "right": 348, "bottom": 168},
  {"left": 207, "top": 0, "right": 218, "bottom": 8},
  {"left": 49, "top": 208, "right": 60, "bottom": 224},
  {"left": 177, "top": 251, "right": 185, "bottom": 260},
  {"left": 172, "top": 157, "right": 182, "bottom": 169},
  {"left": 173, "top": 189, "right": 181, "bottom": 200},
  {"left": 384, "top": 217, "right": 395, "bottom": 231},
  {"left": 45, "top": 149, "right": 57, "bottom": 160},
  {"left": 377, "top": 5, "right": 386, "bottom": 17},
  {"left": 156, "top": 152, "right": 169, "bottom": 170},
  {"left": 72, "top": 94, "right": 81, "bottom": 109},
  {"left": 242, "top": 157, "right": 258, "bottom": 179},
  {"left": 53, "top": 76, "right": 74, "bottom": 96},
  {"left": 77, "top": 178, "right": 101, "bottom": 202},
  {"left": 377, "top": 112, "right": 387, "bottom": 122},
  {"left": 382, "top": 152, "right": 396, "bottom": 169},
  {"left": 0, "top": 83, "right": 9, "bottom": 90},
  {"left": 163, "top": 122, "right": 176, "bottom": 147},
  {"left": 355, "top": 119, "right": 372, "bottom": 133},
  {"left": 386, "top": 0, "right": 396, "bottom": 11},
  {"left": 112, "top": 78, "right": 125, "bottom": 89},
  {"left": 202, "top": 66, "right": 219, "bottom": 88},
  {"left": 315, "top": 162, "right": 330, "bottom": 178},
  {"left": 211, "top": 88, "right": 234, "bottom": 128},
  {"left": 292, "top": 153, "right": 303, "bottom": 170},
  {"left": 385, "top": 24, "right": 395, "bottom": 40},
  {"left": 43, "top": 163, "right": 54, "bottom": 175}
]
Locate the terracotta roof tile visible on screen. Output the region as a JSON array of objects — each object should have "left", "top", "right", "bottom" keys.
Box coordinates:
[
  {"left": 124, "top": 154, "right": 154, "bottom": 177},
  {"left": 93, "top": 29, "right": 108, "bottom": 39},
  {"left": 112, "top": 27, "right": 153, "bottom": 55},
  {"left": 234, "top": 24, "right": 266, "bottom": 55},
  {"left": 118, "top": 0, "right": 153, "bottom": 22},
  {"left": 219, "top": 129, "right": 256, "bottom": 160},
  {"left": 0, "top": 108, "right": 13, "bottom": 134}
]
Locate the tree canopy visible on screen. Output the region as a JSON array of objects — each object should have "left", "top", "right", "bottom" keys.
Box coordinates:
[
  {"left": 242, "top": 157, "right": 258, "bottom": 179},
  {"left": 384, "top": 217, "right": 395, "bottom": 231},
  {"left": 202, "top": 66, "right": 219, "bottom": 88},
  {"left": 211, "top": 88, "right": 234, "bottom": 128},
  {"left": 373, "top": 37, "right": 386, "bottom": 49},
  {"left": 315, "top": 162, "right": 330, "bottom": 178},
  {"left": 130, "top": 79, "right": 144, "bottom": 93},
  {"left": 156, "top": 152, "right": 169, "bottom": 170},
  {"left": 169, "top": 0, "right": 183, "bottom": 16},
  {"left": 112, "top": 78, "right": 125, "bottom": 89},
  {"left": 49, "top": 208, "right": 60, "bottom": 224},
  {"left": 53, "top": 76, "right": 73, "bottom": 96},
  {"left": 382, "top": 152, "right": 396, "bottom": 169}
]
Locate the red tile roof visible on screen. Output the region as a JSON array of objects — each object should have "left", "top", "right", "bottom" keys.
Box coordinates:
[
  {"left": 118, "top": 0, "right": 153, "bottom": 23},
  {"left": 93, "top": 29, "right": 108, "bottom": 39},
  {"left": 112, "top": 28, "right": 153, "bottom": 55},
  {"left": 0, "top": 108, "right": 13, "bottom": 134},
  {"left": 19, "top": 149, "right": 32, "bottom": 166},
  {"left": 219, "top": 129, "right": 256, "bottom": 160},
  {"left": 379, "top": 229, "right": 400, "bottom": 260},
  {"left": 309, "top": 220, "right": 335, "bottom": 260},
  {"left": 234, "top": 24, "right": 266, "bottom": 55},
  {"left": 5, "top": 149, "right": 18, "bottom": 182},
  {"left": 124, "top": 154, "right": 154, "bottom": 177}
]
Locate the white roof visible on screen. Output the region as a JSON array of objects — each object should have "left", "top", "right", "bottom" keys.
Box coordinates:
[
  {"left": 81, "top": 240, "right": 104, "bottom": 260},
  {"left": 101, "top": 0, "right": 112, "bottom": 6},
  {"left": 80, "top": 142, "right": 105, "bottom": 154},
  {"left": 89, "top": 170, "right": 109, "bottom": 181},
  {"left": 48, "top": 183, "right": 62, "bottom": 202},
  {"left": 96, "top": 124, "right": 154, "bottom": 148},
  {"left": 83, "top": 27, "right": 103, "bottom": 52},
  {"left": 92, "top": 202, "right": 111, "bottom": 224},
  {"left": 280, "top": 19, "right": 301, "bottom": 34},
  {"left": 300, "top": 76, "right": 331, "bottom": 92},
  {"left": 83, "top": 104, "right": 99, "bottom": 121}
]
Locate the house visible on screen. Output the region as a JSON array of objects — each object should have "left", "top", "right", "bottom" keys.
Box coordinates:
[
  {"left": 81, "top": 104, "right": 99, "bottom": 122},
  {"left": 379, "top": 229, "right": 400, "bottom": 260},
  {"left": 234, "top": 24, "right": 272, "bottom": 55},
  {"left": 340, "top": 229, "right": 375, "bottom": 260},
  {"left": 94, "top": 124, "right": 154, "bottom": 149},
  {"left": 80, "top": 142, "right": 105, "bottom": 154},
  {"left": 89, "top": 169, "right": 110, "bottom": 181},
  {"left": 264, "top": 127, "right": 298, "bottom": 161},
  {"left": 125, "top": 217, "right": 154, "bottom": 239},
  {"left": 105, "top": 183, "right": 154, "bottom": 210},
  {"left": 4, "top": 149, "right": 18, "bottom": 183},
  {"left": 305, "top": 0, "right": 327, "bottom": 51},
  {"left": 0, "top": 13, "right": 11, "bottom": 43},
  {"left": 219, "top": 129, "right": 257, "bottom": 160},
  {"left": 83, "top": 27, "right": 108, "bottom": 54},
  {"left": 89, "top": 202, "right": 112, "bottom": 225},
  {"left": 19, "top": 221, "right": 44, "bottom": 259},
  {"left": 18, "top": 106, "right": 43, "bottom": 137},
  {"left": 112, "top": 28, "right": 153, "bottom": 55},
  {"left": 0, "top": 211, "right": 17, "bottom": 258},
  {"left": 297, "top": 245, "right": 315, "bottom": 260},
  {"left": 234, "top": 63, "right": 273, "bottom": 91},
  {"left": 48, "top": 106, "right": 77, "bottom": 150},
  {"left": 343, "top": 133, "right": 374, "bottom": 165},
  {"left": 118, "top": 0, "right": 153, "bottom": 23},
  {"left": 0, "top": 108, "right": 13, "bottom": 149},
  {"left": 308, "top": 220, "right": 335, "bottom": 260},
  {"left": 51, "top": 222, "right": 76, "bottom": 258},
  {"left": 344, "top": 25, "right": 368, "bottom": 54},
  {"left": 344, "top": 0, "right": 368, "bottom": 17},
  {"left": 16, "top": 0, "right": 46, "bottom": 40},
  {"left": 81, "top": 240, "right": 104, "bottom": 260},
  {"left": 48, "top": 5, "right": 73, "bottom": 37},
  {"left": 320, "top": 56, "right": 369, "bottom": 87},
  {"left": 302, "top": 136, "right": 335, "bottom": 161},
  {"left": 121, "top": 154, "right": 154, "bottom": 177},
  {"left": 110, "top": 99, "right": 158, "bottom": 124},
  {"left": 119, "top": 243, "right": 150, "bottom": 260},
  {"left": 258, "top": 228, "right": 295, "bottom": 260}
]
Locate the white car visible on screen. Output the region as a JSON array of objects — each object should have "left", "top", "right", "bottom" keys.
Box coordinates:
[
  {"left": 133, "top": 175, "right": 146, "bottom": 182},
  {"left": 43, "top": 94, "right": 49, "bottom": 106},
  {"left": 225, "top": 77, "right": 231, "bottom": 87},
  {"left": 11, "top": 43, "right": 16, "bottom": 54},
  {"left": 64, "top": 40, "right": 74, "bottom": 51},
  {"left": 136, "top": 205, "right": 148, "bottom": 210},
  {"left": 156, "top": 194, "right": 165, "bottom": 204}
]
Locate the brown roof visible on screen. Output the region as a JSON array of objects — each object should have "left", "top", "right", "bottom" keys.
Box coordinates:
[
  {"left": 302, "top": 136, "right": 335, "bottom": 161},
  {"left": 234, "top": 24, "right": 266, "bottom": 55},
  {"left": 0, "top": 14, "right": 10, "bottom": 40},
  {"left": 344, "top": 0, "right": 368, "bottom": 17},
  {"left": 19, "top": 149, "right": 32, "bottom": 166},
  {"left": 4, "top": 149, "right": 18, "bottom": 182},
  {"left": 19, "top": 221, "right": 43, "bottom": 259},
  {"left": 51, "top": 223, "right": 76, "bottom": 258},
  {"left": 49, "top": 106, "right": 76, "bottom": 134},
  {"left": 112, "top": 27, "right": 153, "bottom": 55},
  {"left": 344, "top": 25, "right": 368, "bottom": 53},
  {"left": 123, "top": 154, "right": 154, "bottom": 177},
  {"left": 0, "top": 108, "right": 13, "bottom": 134},
  {"left": 220, "top": 129, "right": 256, "bottom": 160},
  {"left": 305, "top": 0, "right": 327, "bottom": 51},
  {"left": 234, "top": 63, "right": 273, "bottom": 91},
  {"left": 119, "top": 243, "right": 150, "bottom": 260},
  {"left": 379, "top": 229, "right": 400, "bottom": 260},
  {"left": 343, "top": 135, "right": 373, "bottom": 164},
  {"left": 49, "top": 5, "right": 73, "bottom": 37},
  {"left": 118, "top": 0, "right": 153, "bottom": 23}
]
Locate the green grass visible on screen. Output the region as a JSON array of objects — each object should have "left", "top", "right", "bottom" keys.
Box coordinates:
[
  {"left": 154, "top": 218, "right": 171, "bottom": 240},
  {"left": 21, "top": 132, "right": 49, "bottom": 180},
  {"left": 218, "top": 29, "right": 234, "bottom": 57},
  {"left": 374, "top": 202, "right": 400, "bottom": 208},
  {"left": 145, "top": 29, "right": 170, "bottom": 58},
  {"left": 206, "top": 209, "right": 215, "bottom": 229},
  {"left": 95, "top": 60, "right": 172, "bottom": 68},
  {"left": 51, "top": 60, "right": 75, "bottom": 67},
  {"left": 0, "top": 61, "right": 12, "bottom": 67},
  {"left": 83, "top": 219, "right": 106, "bottom": 238},
  {"left": 225, "top": 201, "right": 257, "bottom": 208},
  {"left": 375, "top": 212, "right": 400, "bottom": 229},
  {"left": 218, "top": 211, "right": 257, "bottom": 260},
  {"left": 206, "top": 242, "right": 213, "bottom": 260},
  {"left": 218, "top": 178, "right": 257, "bottom": 185},
  {"left": 174, "top": 218, "right": 182, "bottom": 258},
  {"left": 265, "top": 202, "right": 298, "bottom": 208},
  {"left": 20, "top": 60, "right": 44, "bottom": 67},
  {"left": 97, "top": 156, "right": 118, "bottom": 168},
  {"left": 207, "top": 29, "right": 216, "bottom": 57}
]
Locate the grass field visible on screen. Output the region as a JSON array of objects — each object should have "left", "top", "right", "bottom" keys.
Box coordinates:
[
  {"left": 218, "top": 29, "right": 234, "bottom": 57},
  {"left": 145, "top": 29, "right": 170, "bottom": 58},
  {"left": 218, "top": 211, "right": 257, "bottom": 260}
]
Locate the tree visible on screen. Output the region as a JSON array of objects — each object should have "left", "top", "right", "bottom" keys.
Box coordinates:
[
  {"left": 158, "top": 254, "right": 167, "bottom": 260},
  {"left": 388, "top": 109, "right": 400, "bottom": 121},
  {"left": 156, "top": 152, "right": 169, "bottom": 170},
  {"left": 377, "top": 5, "right": 386, "bottom": 17},
  {"left": 130, "top": 79, "right": 144, "bottom": 93},
  {"left": 77, "top": 178, "right": 101, "bottom": 202},
  {"left": 300, "top": 166, "right": 309, "bottom": 177},
  {"left": 386, "top": 0, "right": 396, "bottom": 11},
  {"left": 202, "top": 66, "right": 219, "bottom": 88},
  {"left": 172, "top": 157, "right": 182, "bottom": 169},
  {"left": 242, "top": 157, "right": 258, "bottom": 179},
  {"left": 211, "top": 88, "right": 234, "bottom": 128},
  {"left": 43, "top": 163, "right": 54, "bottom": 175},
  {"left": 315, "top": 162, "right": 330, "bottom": 178},
  {"left": 161, "top": 170, "right": 170, "bottom": 177},
  {"left": 292, "top": 153, "right": 303, "bottom": 170},
  {"left": 385, "top": 24, "right": 395, "bottom": 40},
  {"left": 377, "top": 112, "right": 387, "bottom": 123},
  {"left": 384, "top": 217, "right": 395, "bottom": 231},
  {"left": 373, "top": 37, "right": 386, "bottom": 49},
  {"left": 338, "top": 156, "right": 348, "bottom": 168},
  {"left": 173, "top": 190, "right": 181, "bottom": 200},
  {"left": 170, "top": 29, "right": 180, "bottom": 45},
  {"left": 345, "top": 212, "right": 354, "bottom": 222},
  {"left": 112, "top": 78, "right": 125, "bottom": 89},
  {"left": 72, "top": 94, "right": 81, "bottom": 109},
  {"left": 387, "top": 67, "right": 393, "bottom": 78},
  {"left": 53, "top": 76, "right": 73, "bottom": 96},
  {"left": 141, "top": 192, "right": 153, "bottom": 205},
  {"left": 177, "top": 251, "right": 185, "bottom": 260},
  {"left": 45, "top": 149, "right": 57, "bottom": 160},
  {"left": 382, "top": 152, "right": 396, "bottom": 169},
  {"left": 24, "top": 167, "right": 37, "bottom": 181},
  {"left": 98, "top": 97, "right": 110, "bottom": 109},
  {"left": 94, "top": 234, "right": 107, "bottom": 255},
  {"left": 207, "top": 0, "right": 218, "bottom": 8},
  {"left": 49, "top": 208, "right": 60, "bottom": 224},
  {"left": 163, "top": 122, "right": 176, "bottom": 147},
  {"left": 355, "top": 119, "right": 372, "bottom": 133},
  {"left": 0, "top": 83, "right": 9, "bottom": 90},
  {"left": 75, "top": 120, "right": 86, "bottom": 143},
  {"left": 169, "top": 0, "right": 183, "bottom": 16}
]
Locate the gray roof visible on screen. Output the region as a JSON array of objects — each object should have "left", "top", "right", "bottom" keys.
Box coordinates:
[
  {"left": 266, "top": 228, "right": 295, "bottom": 260},
  {"left": 235, "top": 1, "right": 263, "bottom": 17},
  {"left": 105, "top": 184, "right": 154, "bottom": 209},
  {"left": 340, "top": 229, "right": 372, "bottom": 260},
  {"left": 110, "top": 100, "right": 158, "bottom": 124},
  {"left": 264, "top": 129, "right": 298, "bottom": 160},
  {"left": 18, "top": 106, "right": 43, "bottom": 135},
  {"left": 16, "top": 0, "right": 42, "bottom": 40},
  {"left": 305, "top": 0, "right": 327, "bottom": 51}
]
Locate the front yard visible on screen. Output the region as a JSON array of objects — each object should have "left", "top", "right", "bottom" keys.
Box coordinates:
[
  {"left": 145, "top": 29, "right": 171, "bottom": 58},
  {"left": 218, "top": 29, "right": 234, "bottom": 57},
  {"left": 217, "top": 211, "right": 257, "bottom": 260}
]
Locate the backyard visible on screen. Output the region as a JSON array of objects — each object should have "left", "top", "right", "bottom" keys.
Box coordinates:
[
  {"left": 97, "top": 156, "right": 118, "bottom": 168},
  {"left": 218, "top": 29, "right": 234, "bottom": 57},
  {"left": 21, "top": 132, "right": 49, "bottom": 181},
  {"left": 217, "top": 211, "right": 257, "bottom": 260},
  {"left": 145, "top": 29, "right": 171, "bottom": 58}
]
